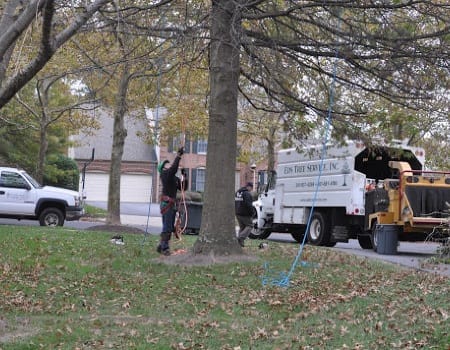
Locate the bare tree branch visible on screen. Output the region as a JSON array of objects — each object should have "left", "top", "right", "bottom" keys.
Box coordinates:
[{"left": 0, "top": 0, "right": 113, "bottom": 109}]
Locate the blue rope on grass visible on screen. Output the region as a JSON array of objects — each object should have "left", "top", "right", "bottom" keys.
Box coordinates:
[{"left": 261, "top": 24, "right": 341, "bottom": 287}]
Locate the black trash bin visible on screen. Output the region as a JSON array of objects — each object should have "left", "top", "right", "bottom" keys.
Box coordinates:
[
  {"left": 180, "top": 201, "right": 203, "bottom": 234},
  {"left": 375, "top": 224, "right": 399, "bottom": 255}
]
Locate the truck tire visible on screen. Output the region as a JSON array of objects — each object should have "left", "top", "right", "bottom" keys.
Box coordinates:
[
  {"left": 370, "top": 221, "right": 378, "bottom": 252},
  {"left": 307, "top": 212, "right": 330, "bottom": 246},
  {"left": 249, "top": 209, "right": 272, "bottom": 239},
  {"left": 249, "top": 227, "right": 271, "bottom": 240},
  {"left": 290, "top": 230, "right": 305, "bottom": 243},
  {"left": 358, "top": 234, "right": 373, "bottom": 249},
  {"left": 39, "top": 208, "right": 64, "bottom": 227}
]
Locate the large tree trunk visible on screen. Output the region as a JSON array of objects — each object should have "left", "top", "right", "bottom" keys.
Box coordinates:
[
  {"left": 106, "top": 66, "right": 129, "bottom": 225},
  {"left": 193, "top": 0, "right": 242, "bottom": 255},
  {"left": 35, "top": 76, "right": 54, "bottom": 183}
]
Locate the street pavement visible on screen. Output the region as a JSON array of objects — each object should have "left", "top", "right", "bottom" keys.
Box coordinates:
[
  {"left": 0, "top": 202, "right": 163, "bottom": 234},
  {"left": 85, "top": 201, "right": 162, "bottom": 233},
  {"left": 269, "top": 232, "right": 449, "bottom": 277},
  {"left": 335, "top": 239, "right": 449, "bottom": 277}
]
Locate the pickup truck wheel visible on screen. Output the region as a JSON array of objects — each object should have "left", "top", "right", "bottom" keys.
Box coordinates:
[
  {"left": 307, "top": 212, "right": 330, "bottom": 246},
  {"left": 39, "top": 208, "right": 64, "bottom": 227}
]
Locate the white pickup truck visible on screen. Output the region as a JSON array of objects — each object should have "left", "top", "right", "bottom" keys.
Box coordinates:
[{"left": 0, "top": 167, "right": 84, "bottom": 226}]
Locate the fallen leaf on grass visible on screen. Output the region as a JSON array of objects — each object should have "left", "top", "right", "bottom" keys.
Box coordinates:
[
  {"left": 375, "top": 321, "right": 383, "bottom": 331},
  {"left": 438, "top": 308, "right": 448, "bottom": 321}
]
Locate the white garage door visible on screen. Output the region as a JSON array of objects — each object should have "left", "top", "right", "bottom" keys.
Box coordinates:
[
  {"left": 83, "top": 172, "right": 109, "bottom": 201},
  {"left": 121, "top": 174, "right": 152, "bottom": 203},
  {"left": 82, "top": 172, "right": 152, "bottom": 203}
]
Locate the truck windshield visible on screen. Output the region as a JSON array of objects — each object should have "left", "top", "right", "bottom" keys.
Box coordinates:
[
  {"left": 256, "top": 170, "right": 277, "bottom": 193},
  {"left": 267, "top": 171, "right": 277, "bottom": 190},
  {"left": 22, "top": 172, "right": 42, "bottom": 188}
]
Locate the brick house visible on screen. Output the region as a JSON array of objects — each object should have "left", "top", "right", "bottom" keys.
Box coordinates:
[
  {"left": 71, "top": 106, "right": 260, "bottom": 203},
  {"left": 70, "top": 107, "right": 158, "bottom": 203}
]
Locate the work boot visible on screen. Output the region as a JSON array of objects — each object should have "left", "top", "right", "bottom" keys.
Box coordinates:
[
  {"left": 156, "top": 244, "right": 171, "bottom": 256},
  {"left": 238, "top": 237, "right": 245, "bottom": 247},
  {"left": 161, "top": 248, "right": 171, "bottom": 256},
  {"left": 157, "top": 232, "right": 171, "bottom": 255}
]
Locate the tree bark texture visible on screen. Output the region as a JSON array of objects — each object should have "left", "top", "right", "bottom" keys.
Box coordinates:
[
  {"left": 106, "top": 66, "right": 129, "bottom": 225},
  {"left": 0, "top": 0, "right": 26, "bottom": 86},
  {"left": 193, "top": 0, "right": 242, "bottom": 256},
  {"left": 36, "top": 76, "right": 54, "bottom": 183}
]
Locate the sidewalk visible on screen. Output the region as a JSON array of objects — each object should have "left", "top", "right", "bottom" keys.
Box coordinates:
[{"left": 121, "top": 214, "right": 161, "bottom": 227}]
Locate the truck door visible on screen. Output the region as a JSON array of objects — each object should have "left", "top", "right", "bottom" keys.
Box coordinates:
[{"left": 0, "top": 170, "right": 36, "bottom": 215}]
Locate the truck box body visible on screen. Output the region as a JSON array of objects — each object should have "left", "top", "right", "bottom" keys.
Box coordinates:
[{"left": 275, "top": 149, "right": 366, "bottom": 224}]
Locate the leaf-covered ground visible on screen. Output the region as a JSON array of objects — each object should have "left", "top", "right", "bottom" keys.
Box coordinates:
[{"left": 0, "top": 226, "right": 449, "bottom": 349}]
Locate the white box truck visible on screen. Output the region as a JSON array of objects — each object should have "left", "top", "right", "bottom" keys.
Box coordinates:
[{"left": 251, "top": 140, "right": 450, "bottom": 253}]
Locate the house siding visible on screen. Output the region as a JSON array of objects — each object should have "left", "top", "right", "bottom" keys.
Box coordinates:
[{"left": 71, "top": 106, "right": 158, "bottom": 202}]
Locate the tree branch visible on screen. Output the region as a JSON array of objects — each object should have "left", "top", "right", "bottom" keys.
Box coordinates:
[{"left": 0, "top": 0, "right": 112, "bottom": 109}]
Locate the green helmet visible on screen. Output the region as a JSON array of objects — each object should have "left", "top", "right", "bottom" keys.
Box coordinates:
[{"left": 157, "top": 160, "right": 169, "bottom": 174}]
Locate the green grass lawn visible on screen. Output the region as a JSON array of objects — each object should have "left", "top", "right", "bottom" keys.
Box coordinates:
[
  {"left": 83, "top": 204, "right": 108, "bottom": 218},
  {"left": 0, "top": 225, "right": 449, "bottom": 349}
]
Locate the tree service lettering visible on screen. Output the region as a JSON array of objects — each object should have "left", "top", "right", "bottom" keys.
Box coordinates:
[{"left": 283, "top": 162, "right": 339, "bottom": 175}]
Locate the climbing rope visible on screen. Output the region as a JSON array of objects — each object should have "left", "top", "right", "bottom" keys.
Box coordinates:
[
  {"left": 262, "top": 11, "right": 342, "bottom": 287},
  {"left": 174, "top": 107, "right": 189, "bottom": 239},
  {"left": 174, "top": 172, "right": 188, "bottom": 239}
]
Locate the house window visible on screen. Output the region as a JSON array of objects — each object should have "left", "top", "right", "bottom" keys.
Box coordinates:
[
  {"left": 192, "top": 138, "right": 207, "bottom": 154},
  {"left": 168, "top": 134, "right": 191, "bottom": 153},
  {"left": 196, "top": 139, "right": 207, "bottom": 154},
  {"left": 170, "top": 136, "right": 183, "bottom": 152},
  {"left": 191, "top": 168, "right": 206, "bottom": 192}
]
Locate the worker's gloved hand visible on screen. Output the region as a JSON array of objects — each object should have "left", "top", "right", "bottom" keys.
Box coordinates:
[{"left": 177, "top": 147, "right": 184, "bottom": 156}]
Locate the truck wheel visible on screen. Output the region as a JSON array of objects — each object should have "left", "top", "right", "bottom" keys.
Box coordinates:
[
  {"left": 290, "top": 230, "right": 305, "bottom": 243},
  {"left": 39, "top": 208, "right": 64, "bottom": 227},
  {"left": 370, "top": 222, "right": 379, "bottom": 252},
  {"left": 307, "top": 212, "right": 330, "bottom": 246},
  {"left": 358, "top": 234, "right": 374, "bottom": 249},
  {"left": 249, "top": 227, "right": 271, "bottom": 240},
  {"left": 249, "top": 209, "right": 271, "bottom": 239}
]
